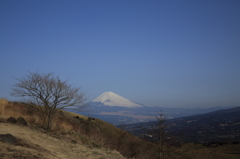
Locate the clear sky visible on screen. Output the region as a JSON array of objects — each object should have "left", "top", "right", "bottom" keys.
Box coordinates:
[{"left": 1, "top": 0, "right": 240, "bottom": 108}]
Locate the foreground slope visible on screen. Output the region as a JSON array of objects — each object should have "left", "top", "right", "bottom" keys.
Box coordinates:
[
  {"left": 0, "top": 98, "right": 126, "bottom": 159},
  {"left": 0, "top": 117, "right": 125, "bottom": 159},
  {"left": 1, "top": 98, "right": 240, "bottom": 159}
]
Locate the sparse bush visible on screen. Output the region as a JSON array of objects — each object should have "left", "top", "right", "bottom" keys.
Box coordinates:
[
  {"left": 16, "top": 117, "right": 27, "bottom": 126},
  {"left": 88, "top": 117, "right": 92, "bottom": 121},
  {"left": 7, "top": 117, "right": 17, "bottom": 123}
]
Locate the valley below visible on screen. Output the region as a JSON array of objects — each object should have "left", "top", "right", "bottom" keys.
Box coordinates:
[{"left": 124, "top": 107, "right": 240, "bottom": 144}]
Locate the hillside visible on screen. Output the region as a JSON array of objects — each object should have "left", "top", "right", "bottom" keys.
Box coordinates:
[
  {"left": 0, "top": 99, "right": 128, "bottom": 159},
  {"left": 127, "top": 106, "right": 240, "bottom": 143},
  {"left": 1, "top": 98, "right": 240, "bottom": 159},
  {"left": 0, "top": 119, "right": 124, "bottom": 159},
  {"left": 0, "top": 99, "right": 159, "bottom": 159},
  {"left": 168, "top": 106, "right": 240, "bottom": 143},
  {"left": 0, "top": 98, "right": 126, "bottom": 159}
]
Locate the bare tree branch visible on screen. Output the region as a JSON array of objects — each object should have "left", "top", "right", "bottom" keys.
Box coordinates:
[{"left": 11, "top": 71, "right": 87, "bottom": 130}]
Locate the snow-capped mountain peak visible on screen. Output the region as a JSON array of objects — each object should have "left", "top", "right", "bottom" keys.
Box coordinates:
[{"left": 92, "top": 91, "right": 143, "bottom": 108}]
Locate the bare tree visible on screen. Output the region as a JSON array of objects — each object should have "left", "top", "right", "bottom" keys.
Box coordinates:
[
  {"left": 152, "top": 111, "right": 169, "bottom": 159},
  {"left": 137, "top": 111, "right": 177, "bottom": 159},
  {"left": 11, "top": 72, "right": 87, "bottom": 130},
  {"left": 150, "top": 111, "right": 183, "bottom": 159}
]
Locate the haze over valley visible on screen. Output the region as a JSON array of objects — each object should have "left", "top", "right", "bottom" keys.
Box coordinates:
[{"left": 82, "top": 91, "right": 237, "bottom": 125}]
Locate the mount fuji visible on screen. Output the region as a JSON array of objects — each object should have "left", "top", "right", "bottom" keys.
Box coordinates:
[
  {"left": 91, "top": 91, "right": 144, "bottom": 108},
  {"left": 78, "top": 91, "right": 234, "bottom": 125},
  {"left": 84, "top": 91, "right": 153, "bottom": 124}
]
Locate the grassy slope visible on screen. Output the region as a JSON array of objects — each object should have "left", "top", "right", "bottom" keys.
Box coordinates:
[
  {"left": 1, "top": 98, "right": 240, "bottom": 159},
  {"left": 0, "top": 99, "right": 126, "bottom": 159},
  {"left": 0, "top": 120, "right": 125, "bottom": 159}
]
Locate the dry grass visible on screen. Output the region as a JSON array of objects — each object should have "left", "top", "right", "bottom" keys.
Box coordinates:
[
  {"left": 0, "top": 122, "right": 125, "bottom": 159},
  {"left": 0, "top": 99, "right": 83, "bottom": 132},
  {"left": 1, "top": 99, "right": 240, "bottom": 159},
  {"left": 0, "top": 98, "right": 8, "bottom": 117},
  {"left": 0, "top": 99, "right": 155, "bottom": 158},
  {"left": 0, "top": 99, "right": 138, "bottom": 158},
  {"left": 0, "top": 99, "right": 126, "bottom": 159}
]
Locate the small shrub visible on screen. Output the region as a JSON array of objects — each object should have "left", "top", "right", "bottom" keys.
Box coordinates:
[
  {"left": 7, "top": 117, "right": 17, "bottom": 123},
  {"left": 71, "top": 140, "right": 77, "bottom": 144},
  {"left": 17, "top": 117, "right": 27, "bottom": 126},
  {"left": 90, "top": 141, "right": 102, "bottom": 148}
]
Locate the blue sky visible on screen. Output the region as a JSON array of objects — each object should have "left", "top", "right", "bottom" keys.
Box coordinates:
[{"left": 1, "top": 0, "right": 240, "bottom": 108}]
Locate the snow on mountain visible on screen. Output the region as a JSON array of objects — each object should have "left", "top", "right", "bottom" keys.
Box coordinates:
[{"left": 92, "top": 91, "right": 143, "bottom": 108}]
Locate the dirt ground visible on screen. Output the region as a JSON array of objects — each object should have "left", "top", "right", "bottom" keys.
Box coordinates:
[{"left": 0, "top": 120, "right": 125, "bottom": 159}]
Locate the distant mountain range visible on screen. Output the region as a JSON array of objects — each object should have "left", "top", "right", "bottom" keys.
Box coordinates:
[
  {"left": 79, "top": 91, "right": 236, "bottom": 125},
  {"left": 126, "top": 106, "right": 240, "bottom": 143}
]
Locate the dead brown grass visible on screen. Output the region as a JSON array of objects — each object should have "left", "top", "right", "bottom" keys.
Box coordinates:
[
  {"left": 0, "top": 99, "right": 155, "bottom": 158},
  {"left": 0, "top": 122, "right": 125, "bottom": 159},
  {"left": 1, "top": 99, "right": 239, "bottom": 159},
  {"left": 0, "top": 100, "right": 134, "bottom": 158},
  {"left": 0, "top": 99, "right": 83, "bottom": 132}
]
